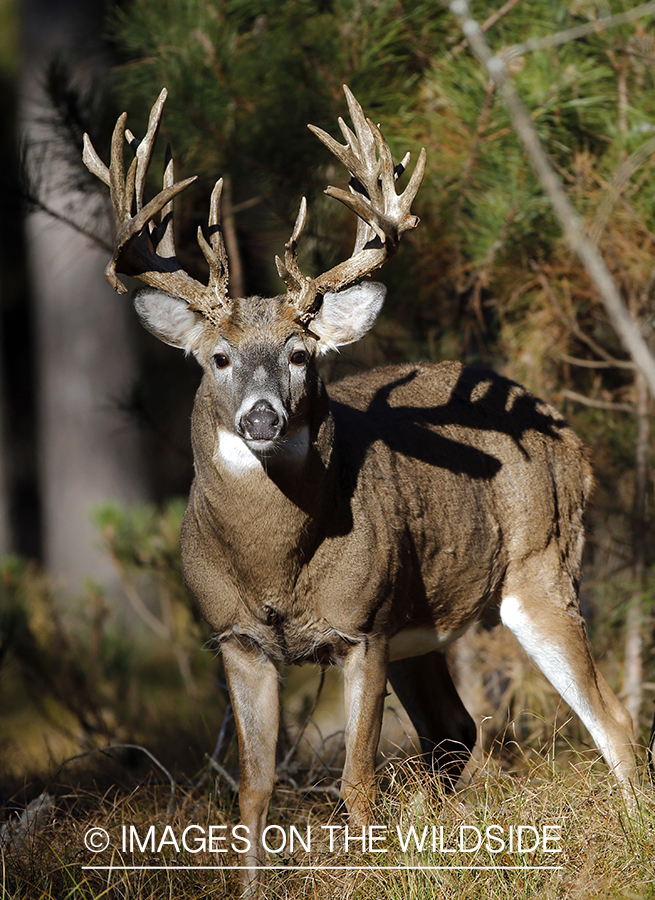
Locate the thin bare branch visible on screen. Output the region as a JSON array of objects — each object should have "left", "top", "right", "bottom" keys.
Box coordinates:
[
  {"left": 54, "top": 743, "right": 176, "bottom": 806},
  {"left": 590, "top": 135, "right": 655, "bottom": 244},
  {"left": 449, "top": 0, "right": 522, "bottom": 57},
  {"left": 538, "top": 273, "right": 632, "bottom": 365},
  {"left": 205, "top": 754, "right": 239, "bottom": 792},
  {"left": 211, "top": 701, "right": 233, "bottom": 761},
  {"left": 298, "top": 784, "right": 341, "bottom": 800},
  {"left": 623, "top": 370, "right": 650, "bottom": 723},
  {"left": 507, "top": 1, "right": 655, "bottom": 58},
  {"left": 277, "top": 668, "right": 326, "bottom": 774},
  {"left": 558, "top": 354, "right": 635, "bottom": 370},
  {"left": 561, "top": 389, "right": 634, "bottom": 413},
  {"left": 450, "top": 0, "right": 655, "bottom": 398}
]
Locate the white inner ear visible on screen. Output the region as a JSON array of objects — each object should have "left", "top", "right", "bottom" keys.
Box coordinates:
[
  {"left": 134, "top": 288, "right": 205, "bottom": 352},
  {"left": 312, "top": 282, "right": 386, "bottom": 352}
]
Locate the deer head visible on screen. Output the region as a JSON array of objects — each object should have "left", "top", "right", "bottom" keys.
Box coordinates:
[{"left": 83, "top": 87, "right": 425, "bottom": 457}]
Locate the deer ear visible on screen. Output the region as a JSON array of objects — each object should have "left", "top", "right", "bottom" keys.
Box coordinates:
[
  {"left": 312, "top": 282, "right": 386, "bottom": 352},
  {"left": 134, "top": 288, "right": 206, "bottom": 352}
]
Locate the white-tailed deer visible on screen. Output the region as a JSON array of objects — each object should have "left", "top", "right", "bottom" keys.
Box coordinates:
[{"left": 83, "top": 86, "right": 637, "bottom": 889}]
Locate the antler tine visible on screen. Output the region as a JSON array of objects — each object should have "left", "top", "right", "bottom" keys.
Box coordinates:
[
  {"left": 195, "top": 179, "right": 230, "bottom": 313},
  {"left": 82, "top": 132, "right": 110, "bottom": 187},
  {"left": 152, "top": 143, "right": 177, "bottom": 258},
  {"left": 336, "top": 108, "right": 393, "bottom": 256},
  {"left": 108, "top": 112, "right": 129, "bottom": 222},
  {"left": 275, "top": 198, "right": 317, "bottom": 316},
  {"left": 133, "top": 88, "right": 167, "bottom": 215},
  {"left": 208, "top": 178, "right": 225, "bottom": 249},
  {"left": 308, "top": 123, "right": 357, "bottom": 175},
  {"left": 275, "top": 197, "right": 306, "bottom": 288},
  {"left": 337, "top": 117, "right": 358, "bottom": 153},
  {"left": 309, "top": 90, "right": 381, "bottom": 197},
  {"left": 342, "top": 85, "right": 379, "bottom": 183},
  {"left": 82, "top": 91, "right": 232, "bottom": 324},
  {"left": 399, "top": 145, "right": 427, "bottom": 214},
  {"left": 397, "top": 151, "right": 411, "bottom": 176},
  {"left": 370, "top": 119, "right": 425, "bottom": 235},
  {"left": 374, "top": 120, "right": 397, "bottom": 197}
]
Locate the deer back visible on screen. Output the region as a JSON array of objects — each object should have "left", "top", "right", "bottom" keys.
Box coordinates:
[{"left": 325, "top": 360, "right": 592, "bottom": 643}]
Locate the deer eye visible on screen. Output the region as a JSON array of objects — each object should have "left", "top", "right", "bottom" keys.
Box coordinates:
[
  {"left": 213, "top": 353, "right": 231, "bottom": 369},
  {"left": 289, "top": 350, "right": 307, "bottom": 366}
]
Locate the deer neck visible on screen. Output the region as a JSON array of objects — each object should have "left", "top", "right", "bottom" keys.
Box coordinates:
[{"left": 187, "top": 375, "right": 338, "bottom": 594}]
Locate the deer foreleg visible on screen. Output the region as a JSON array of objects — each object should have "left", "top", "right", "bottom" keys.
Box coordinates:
[
  {"left": 341, "top": 639, "right": 389, "bottom": 826},
  {"left": 221, "top": 640, "right": 279, "bottom": 893}
]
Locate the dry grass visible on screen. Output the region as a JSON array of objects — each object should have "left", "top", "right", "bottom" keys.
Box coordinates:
[
  {"left": 2, "top": 554, "right": 653, "bottom": 898},
  {"left": 1, "top": 741, "right": 653, "bottom": 900}
]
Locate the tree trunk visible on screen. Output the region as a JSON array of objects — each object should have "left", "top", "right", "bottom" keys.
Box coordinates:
[
  {"left": 622, "top": 369, "right": 649, "bottom": 728},
  {"left": 21, "top": 0, "right": 148, "bottom": 595},
  {"left": 0, "top": 316, "right": 10, "bottom": 556}
]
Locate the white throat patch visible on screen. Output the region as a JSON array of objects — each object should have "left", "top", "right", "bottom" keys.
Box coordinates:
[
  {"left": 215, "top": 430, "right": 263, "bottom": 473},
  {"left": 214, "top": 425, "right": 311, "bottom": 475}
]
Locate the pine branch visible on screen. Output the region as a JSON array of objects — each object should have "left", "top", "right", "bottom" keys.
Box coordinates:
[{"left": 449, "top": 0, "right": 655, "bottom": 399}]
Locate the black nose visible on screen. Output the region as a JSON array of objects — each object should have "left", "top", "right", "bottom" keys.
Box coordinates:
[{"left": 242, "top": 401, "right": 284, "bottom": 441}]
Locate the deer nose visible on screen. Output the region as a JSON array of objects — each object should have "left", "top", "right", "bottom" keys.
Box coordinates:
[{"left": 241, "top": 401, "right": 286, "bottom": 442}]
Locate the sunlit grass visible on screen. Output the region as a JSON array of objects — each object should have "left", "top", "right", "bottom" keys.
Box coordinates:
[{"left": 2, "top": 743, "right": 653, "bottom": 900}]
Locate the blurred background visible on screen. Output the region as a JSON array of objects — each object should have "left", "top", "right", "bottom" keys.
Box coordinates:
[{"left": 1, "top": 0, "right": 654, "bottom": 797}]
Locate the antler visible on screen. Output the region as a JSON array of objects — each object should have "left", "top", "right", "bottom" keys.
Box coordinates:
[
  {"left": 82, "top": 88, "right": 230, "bottom": 325},
  {"left": 277, "top": 85, "right": 426, "bottom": 323},
  {"left": 84, "top": 86, "right": 423, "bottom": 330}
]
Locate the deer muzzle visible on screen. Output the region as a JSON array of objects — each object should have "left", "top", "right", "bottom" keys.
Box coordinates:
[{"left": 240, "top": 400, "right": 288, "bottom": 443}]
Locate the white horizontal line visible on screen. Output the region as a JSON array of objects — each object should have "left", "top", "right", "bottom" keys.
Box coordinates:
[{"left": 82, "top": 865, "right": 563, "bottom": 871}]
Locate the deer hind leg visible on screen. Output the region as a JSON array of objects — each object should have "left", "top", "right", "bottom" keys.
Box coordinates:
[
  {"left": 499, "top": 552, "right": 636, "bottom": 796},
  {"left": 388, "top": 650, "right": 476, "bottom": 789}
]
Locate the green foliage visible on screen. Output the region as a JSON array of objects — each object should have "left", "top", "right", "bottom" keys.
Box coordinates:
[
  {"left": 106, "top": 0, "right": 655, "bottom": 360},
  {"left": 93, "top": 500, "right": 214, "bottom": 709},
  {"left": 110, "top": 0, "right": 448, "bottom": 187},
  {"left": 0, "top": 555, "right": 126, "bottom": 741},
  {"left": 94, "top": 499, "right": 187, "bottom": 604},
  {"left": 0, "top": 502, "right": 225, "bottom": 781},
  {"left": 108, "top": 0, "right": 452, "bottom": 296}
]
